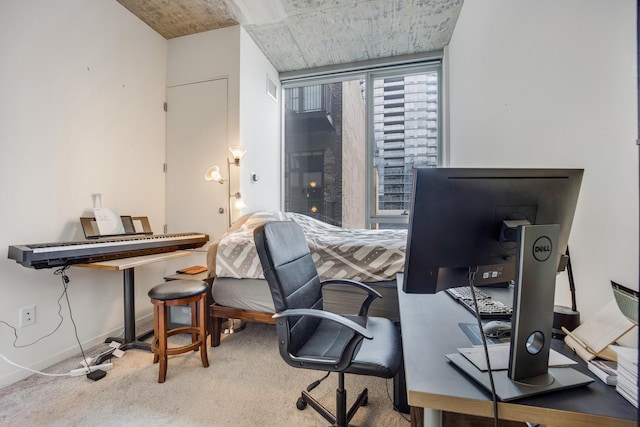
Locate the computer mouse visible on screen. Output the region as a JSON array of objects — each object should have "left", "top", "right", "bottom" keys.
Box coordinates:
[{"left": 483, "top": 320, "right": 512, "bottom": 339}]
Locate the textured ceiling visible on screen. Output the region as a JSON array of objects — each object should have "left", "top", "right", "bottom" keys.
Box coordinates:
[{"left": 117, "top": 0, "right": 464, "bottom": 72}]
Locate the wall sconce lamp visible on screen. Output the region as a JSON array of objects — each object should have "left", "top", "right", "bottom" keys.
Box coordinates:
[{"left": 204, "top": 146, "right": 248, "bottom": 228}]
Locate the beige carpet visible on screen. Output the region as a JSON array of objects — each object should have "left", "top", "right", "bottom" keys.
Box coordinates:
[{"left": 0, "top": 322, "right": 409, "bottom": 426}]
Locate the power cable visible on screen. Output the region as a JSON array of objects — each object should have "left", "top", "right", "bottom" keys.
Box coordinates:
[
  {"left": 468, "top": 267, "right": 498, "bottom": 427},
  {"left": 0, "top": 266, "right": 98, "bottom": 377},
  {"left": 0, "top": 272, "right": 67, "bottom": 348},
  {"left": 54, "top": 266, "right": 91, "bottom": 367}
]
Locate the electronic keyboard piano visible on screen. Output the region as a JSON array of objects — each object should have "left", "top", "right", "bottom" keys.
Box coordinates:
[{"left": 8, "top": 232, "right": 209, "bottom": 269}]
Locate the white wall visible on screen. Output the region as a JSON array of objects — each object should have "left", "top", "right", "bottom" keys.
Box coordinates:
[
  {"left": 167, "top": 25, "right": 241, "bottom": 145},
  {"left": 0, "top": 1, "right": 167, "bottom": 386},
  {"left": 239, "top": 27, "right": 282, "bottom": 211},
  {"left": 447, "top": 0, "right": 638, "bottom": 321}
]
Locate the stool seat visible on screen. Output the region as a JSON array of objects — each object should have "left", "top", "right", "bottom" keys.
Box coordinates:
[
  {"left": 148, "top": 279, "right": 207, "bottom": 300},
  {"left": 148, "top": 280, "right": 209, "bottom": 383}
]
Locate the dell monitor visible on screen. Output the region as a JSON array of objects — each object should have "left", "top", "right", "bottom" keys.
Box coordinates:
[
  {"left": 402, "top": 167, "right": 593, "bottom": 400},
  {"left": 403, "top": 168, "right": 583, "bottom": 294}
]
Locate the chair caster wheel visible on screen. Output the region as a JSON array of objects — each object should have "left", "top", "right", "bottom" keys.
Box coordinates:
[{"left": 296, "top": 397, "right": 307, "bottom": 410}]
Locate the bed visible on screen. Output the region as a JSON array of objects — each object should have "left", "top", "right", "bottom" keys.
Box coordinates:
[{"left": 206, "top": 210, "right": 407, "bottom": 346}]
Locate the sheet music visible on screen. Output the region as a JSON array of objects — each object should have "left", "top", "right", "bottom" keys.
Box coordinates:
[{"left": 93, "top": 208, "right": 125, "bottom": 236}]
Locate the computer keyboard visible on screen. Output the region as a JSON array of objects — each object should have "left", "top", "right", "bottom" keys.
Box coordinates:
[{"left": 446, "top": 286, "right": 513, "bottom": 319}]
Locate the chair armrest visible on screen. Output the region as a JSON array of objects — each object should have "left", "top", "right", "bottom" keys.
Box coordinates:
[
  {"left": 273, "top": 308, "right": 373, "bottom": 371},
  {"left": 273, "top": 308, "right": 373, "bottom": 340},
  {"left": 320, "top": 279, "right": 382, "bottom": 317}
]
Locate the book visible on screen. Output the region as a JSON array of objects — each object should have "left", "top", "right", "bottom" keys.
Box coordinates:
[
  {"left": 587, "top": 359, "right": 617, "bottom": 386},
  {"left": 562, "top": 299, "right": 635, "bottom": 362},
  {"left": 176, "top": 265, "right": 208, "bottom": 275}
]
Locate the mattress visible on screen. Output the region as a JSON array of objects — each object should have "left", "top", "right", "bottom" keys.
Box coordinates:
[
  {"left": 213, "top": 211, "right": 406, "bottom": 283},
  {"left": 212, "top": 277, "right": 275, "bottom": 313},
  {"left": 208, "top": 211, "right": 405, "bottom": 322}
]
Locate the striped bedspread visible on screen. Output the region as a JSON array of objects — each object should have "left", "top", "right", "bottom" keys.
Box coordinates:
[{"left": 215, "top": 211, "right": 406, "bottom": 282}]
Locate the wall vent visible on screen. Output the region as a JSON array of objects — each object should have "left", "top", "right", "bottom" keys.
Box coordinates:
[{"left": 267, "top": 75, "right": 278, "bottom": 101}]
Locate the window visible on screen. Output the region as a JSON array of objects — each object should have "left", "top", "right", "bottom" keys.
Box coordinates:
[
  {"left": 284, "top": 80, "right": 363, "bottom": 227},
  {"left": 283, "top": 60, "right": 441, "bottom": 229}
]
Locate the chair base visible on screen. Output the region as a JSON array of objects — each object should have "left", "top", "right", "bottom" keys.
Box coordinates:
[{"left": 297, "top": 372, "right": 368, "bottom": 427}]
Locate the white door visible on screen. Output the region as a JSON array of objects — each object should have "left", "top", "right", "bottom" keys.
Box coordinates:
[{"left": 166, "top": 78, "right": 229, "bottom": 243}]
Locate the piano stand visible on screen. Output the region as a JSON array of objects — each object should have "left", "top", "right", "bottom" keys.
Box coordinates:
[{"left": 74, "top": 252, "right": 191, "bottom": 364}]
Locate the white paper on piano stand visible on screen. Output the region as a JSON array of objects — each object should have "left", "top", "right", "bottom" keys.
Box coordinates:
[
  {"left": 457, "top": 343, "right": 577, "bottom": 371},
  {"left": 93, "top": 208, "right": 124, "bottom": 236}
]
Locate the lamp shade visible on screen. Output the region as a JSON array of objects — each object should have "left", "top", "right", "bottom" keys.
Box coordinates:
[
  {"left": 232, "top": 193, "right": 248, "bottom": 210},
  {"left": 229, "top": 146, "right": 247, "bottom": 164},
  {"left": 204, "top": 165, "right": 224, "bottom": 183}
]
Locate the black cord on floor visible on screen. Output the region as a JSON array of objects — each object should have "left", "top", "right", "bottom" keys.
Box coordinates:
[{"left": 468, "top": 267, "right": 498, "bottom": 427}]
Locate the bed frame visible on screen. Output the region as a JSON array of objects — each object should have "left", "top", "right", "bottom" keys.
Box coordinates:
[{"left": 210, "top": 303, "right": 275, "bottom": 347}]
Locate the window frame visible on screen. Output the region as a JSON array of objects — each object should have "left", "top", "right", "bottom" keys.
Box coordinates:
[
  {"left": 280, "top": 53, "right": 444, "bottom": 229},
  {"left": 365, "top": 63, "right": 443, "bottom": 229}
]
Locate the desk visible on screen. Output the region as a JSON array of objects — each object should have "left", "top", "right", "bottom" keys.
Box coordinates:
[
  {"left": 397, "top": 275, "right": 637, "bottom": 427},
  {"left": 74, "top": 251, "right": 190, "bottom": 353}
]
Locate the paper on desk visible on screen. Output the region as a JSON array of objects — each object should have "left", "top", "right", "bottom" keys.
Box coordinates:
[
  {"left": 457, "top": 344, "right": 577, "bottom": 371},
  {"left": 610, "top": 344, "right": 638, "bottom": 364}
]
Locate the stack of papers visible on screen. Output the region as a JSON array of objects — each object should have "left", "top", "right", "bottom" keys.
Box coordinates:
[
  {"left": 587, "top": 359, "right": 617, "bottom": 386},
  {"left": 612, "top": 345, "right": 638, "bottom": 408}
]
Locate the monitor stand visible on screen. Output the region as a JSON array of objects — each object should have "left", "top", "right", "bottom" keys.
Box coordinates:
[
  {"left": 449, "top": 224, "right": 593, "bottom": 401},
  {"left": 445, "top": 353, "right": 593, "bottom": 401}
]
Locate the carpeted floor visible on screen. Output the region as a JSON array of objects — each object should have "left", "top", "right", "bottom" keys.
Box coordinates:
[{"left": 0, "top": 322, "right": 410, "bottom": 426}]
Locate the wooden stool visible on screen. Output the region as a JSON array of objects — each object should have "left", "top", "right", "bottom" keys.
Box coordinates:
[{"left": 148, "top": 280, "right": 209, "bottom": 383}]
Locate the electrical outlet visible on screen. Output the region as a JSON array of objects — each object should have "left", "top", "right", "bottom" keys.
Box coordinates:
[{"left": 19, "top": 305, "right": 36, "bottom": 327}]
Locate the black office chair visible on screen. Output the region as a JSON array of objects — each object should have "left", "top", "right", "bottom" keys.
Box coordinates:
[{"left": 254, "top": 221, "right": 402, "bottom": 427}]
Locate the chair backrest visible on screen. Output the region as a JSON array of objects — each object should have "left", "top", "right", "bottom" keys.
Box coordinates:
[{"left": 254, "top": 221, "right": 323, "bottom": 351}]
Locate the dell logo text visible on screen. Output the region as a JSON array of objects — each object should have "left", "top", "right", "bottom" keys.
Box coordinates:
[{"left": 532, "top": 236, "right": 552, "bottom": 262}]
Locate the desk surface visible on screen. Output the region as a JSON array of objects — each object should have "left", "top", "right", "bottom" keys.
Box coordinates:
[
  {"left": 73, "top": 251, "right": 190, "bottom": 271},
  {"left": 397, "top": 276, "right": 637, "bottom": 427}
]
